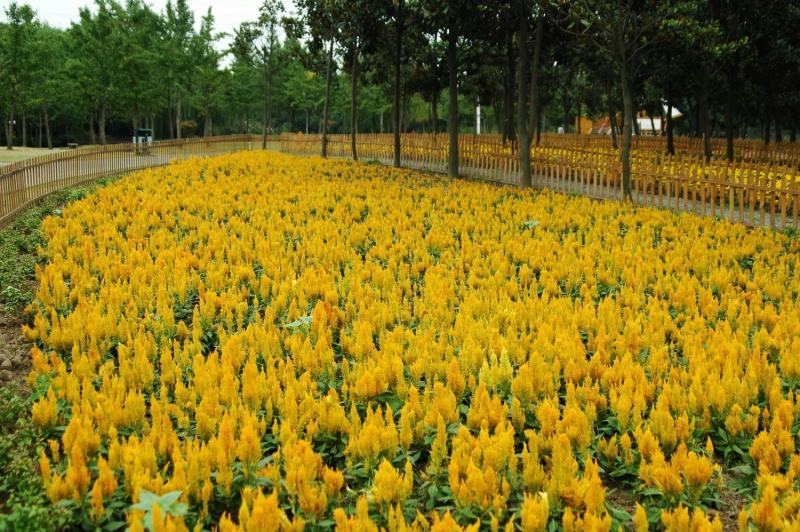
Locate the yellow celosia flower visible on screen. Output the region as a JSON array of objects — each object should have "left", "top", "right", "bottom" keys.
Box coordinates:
[
  {"left": 25, "top": 151, "right": 800, "bottom": 528},
  {"left": 371, "top": 459, "right": 413, "bottom": 505},
  {"left": 520, "top": 492, "right": 549, "bottom": 531}
]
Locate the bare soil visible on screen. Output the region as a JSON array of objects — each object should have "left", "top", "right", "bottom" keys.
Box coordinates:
[{"left": 0, "top": 310, "right": 29, "bottom": 387}]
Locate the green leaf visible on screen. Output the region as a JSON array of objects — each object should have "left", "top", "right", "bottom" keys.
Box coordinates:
[
  {"left": 639, "top": 487, "right": 663, "bottom": 497},
  {"left": 606, "top": 502, "right": 632, "bottom": 524},
  {"left": 158, "top": 490, "right": 183, "bottom": 507},
  {"left": 521, "top": 219, "right": 540, "bottom": 230},
  {"left": 282, "top": 315, "right": 312, "bottom": 329}
]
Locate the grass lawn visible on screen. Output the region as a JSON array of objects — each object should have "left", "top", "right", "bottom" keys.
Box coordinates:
[{"left": 0, "top": 147, "right": 65, "bottom": 167}]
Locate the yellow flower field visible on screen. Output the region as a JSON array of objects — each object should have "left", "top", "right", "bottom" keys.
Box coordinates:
[{"left": 24, "top": 151, "right": 800, "bottom": 530}]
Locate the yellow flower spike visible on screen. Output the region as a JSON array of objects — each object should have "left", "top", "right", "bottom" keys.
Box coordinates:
[
  {"left": 25, "top": 151, "right": 800, "bottom": 528},
  {"left": 633, "top": 503, "right": 649, "bottom": 532},
  {"left": 322, "top": 466, "right": 344, "bottom": 497},
  {"left": 683, "top": 451, "right": 715, "bottom": 489},
  {"left": 334, "top": 495, "right": 378, "bottom": 532},
  {"left": 31, "top": 389, "right": 58, "bottom": 428},
  {"left": 520, "top": 492, "right": 549, "bottom": 531}
]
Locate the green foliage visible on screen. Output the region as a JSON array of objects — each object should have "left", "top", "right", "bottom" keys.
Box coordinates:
[
  {"left": 0, "top": 386, "right": 73, "bottom": 531},
  {"left": 0, "top": 182, "right": 113, "bottom": 311},
  {"left": 0, "top": 180, "right": 120, "bottom": 531},
  {"left": 130, "top": 490, "right": 188, "bottom": 531}
]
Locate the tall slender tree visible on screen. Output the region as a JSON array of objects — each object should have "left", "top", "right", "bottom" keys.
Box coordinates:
[{"left": 0, "top": 2, "right": 36, "bottom": 149}]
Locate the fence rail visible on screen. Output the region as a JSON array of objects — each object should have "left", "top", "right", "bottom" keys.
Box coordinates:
[
  {"left": 2, "top": 133, "right": 798, "bottom": 230},
  {"left": 278, "top": 133, "right": 800, "bottom": 229},
  {"left": 0, "top": 136, "right": 254, "bottom": 226}
]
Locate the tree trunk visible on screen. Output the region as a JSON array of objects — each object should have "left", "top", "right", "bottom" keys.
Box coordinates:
[
  {"left": 321, "top": 37, "right": 334, "bottom": 158},
  {"left": 44, "top": 107, "right": 52, "bottom": 149},
  {"left": 305, "top": 109, "right": 309, "bottom": 134},
  {"left": 535, "top": 99, "right": 543, "bottom": 146},
  {"left": 666, "top": 101, "right": 675, "bottom": 155},
  {"left": 429, "top": 95, "right": 434, "bottom": 133},
  {"left": 432, "top": 93, "right": 439, "bottom": 134},
  {"left": 516, "top": 0, "right": 531, "bottom": 188},
  {"left": 21, "top": 111, "right": 27, "bottom": 148},
  {"left": 608, "top": 85, "right": 619, "bottom": 150},
  {"left": 649, "top": 112, "right": 655, "bottom": 137},
  {"left": 168, "top": 104, "right": 174, "bottom": 139},
  {"left": 393, "top": 0, "right": 404, "bottom": 167},
  {"left": 699, "top": 65, "right": 712, "bottom": 161},
  {"left": 527, "top": 10, "right": 544, "bottom": 185},
  {"left": 725, "top": 96, "right": 734, "bottom": 162},
  {"left": 620, "top": 64, "right": 634, "bottom": 201},
  {"left": 89, "top": 114, "right": 96, "bottom": 145},
  {"left": 351, "top": 47, "right": 359, "bottom": 161},
  {"left": 4, "top": 108, "right": 13, "bottom": 150},
  {"left": 402, "top": 94, "right": 410, "bottom": 132},
  {"left": 447, "top": 27, "right": 459, "bottom": 178},
  {"left": 176, "top": 93, "right": 182, "bottom": 140},
  {"left": 98, "top": 104, "right": 107, "bottom": 145},
  {"left": 503, "top": 9, "right": 515, "bottom": 146},
  {"left": 262, "top": 37, "right": 273, "bottom": 150},
  {"left": 38, "top": 113, "right": 43, "bottom": 148}
]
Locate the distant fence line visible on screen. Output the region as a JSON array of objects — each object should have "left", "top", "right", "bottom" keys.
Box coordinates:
[{"left": 1, "top": 133, "right": 798, "bottom": 229}]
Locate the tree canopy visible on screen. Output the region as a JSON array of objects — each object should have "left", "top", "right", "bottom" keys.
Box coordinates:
[{"left": 0, "top": 0, "right": 797, "bottom": 173}]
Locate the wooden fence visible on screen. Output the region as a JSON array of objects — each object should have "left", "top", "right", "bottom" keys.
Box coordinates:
[
  {"left": 1, "top": 132, "right": 798, "bottom": 230},
  {"left": 0, "top": 136, "right": 254, "bottom": 226},
  {"left": 278, "top": 133, "right": 800, "bottom": 229}
]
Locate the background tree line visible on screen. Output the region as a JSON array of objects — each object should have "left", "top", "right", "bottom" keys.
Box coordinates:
[{"left": 1, "top": 0, "right": 798, "bottom": 192}]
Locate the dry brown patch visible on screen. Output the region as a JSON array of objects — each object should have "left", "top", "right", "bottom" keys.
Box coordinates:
[{"left": 0, "top": 310, "right": 30, "bottom": 387}]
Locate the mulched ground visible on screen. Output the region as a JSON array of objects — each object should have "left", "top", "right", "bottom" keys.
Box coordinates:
[{"left": 0, "top": 310, "right": 30, "bottom": 387}]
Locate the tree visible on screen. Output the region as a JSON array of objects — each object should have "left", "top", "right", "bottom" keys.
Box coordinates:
[
  {"left": 257, "top": 0, "right": 281, "bottom": 147},
  {"left": 554, "top": 0, "right": 689, "bottom": 200},
  {"left": 0, "top": 2, "right": 36, "bottom": 149},
  {"left": 70, "top": 0, "right": 120, "bottom": 145},
  {"left": 192, "top": 9, "right": 223, "bottom": 137},
  {"left": 165, "top": 0, "right": 194, "bottom": 139},
  {"left": 296, "top": 0, "right": 342, "bottom": 158},
  {"left": 419, "top": 0, "right": 482, "bottom": 178},
  {"left": 30, "top": 24, "right": 67, "bottom": 148},
  {"left": 339, "top": 0, "right": 386, "bottom": 160},
  {"left": 392, "top": 0, "right": 404, "bottom": 167},
  {"left": 114, "top": 0, "right": 165, "bottom": 133},
  {"left": 516, "top": 0, "right": 545, "bottom": 187}
]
